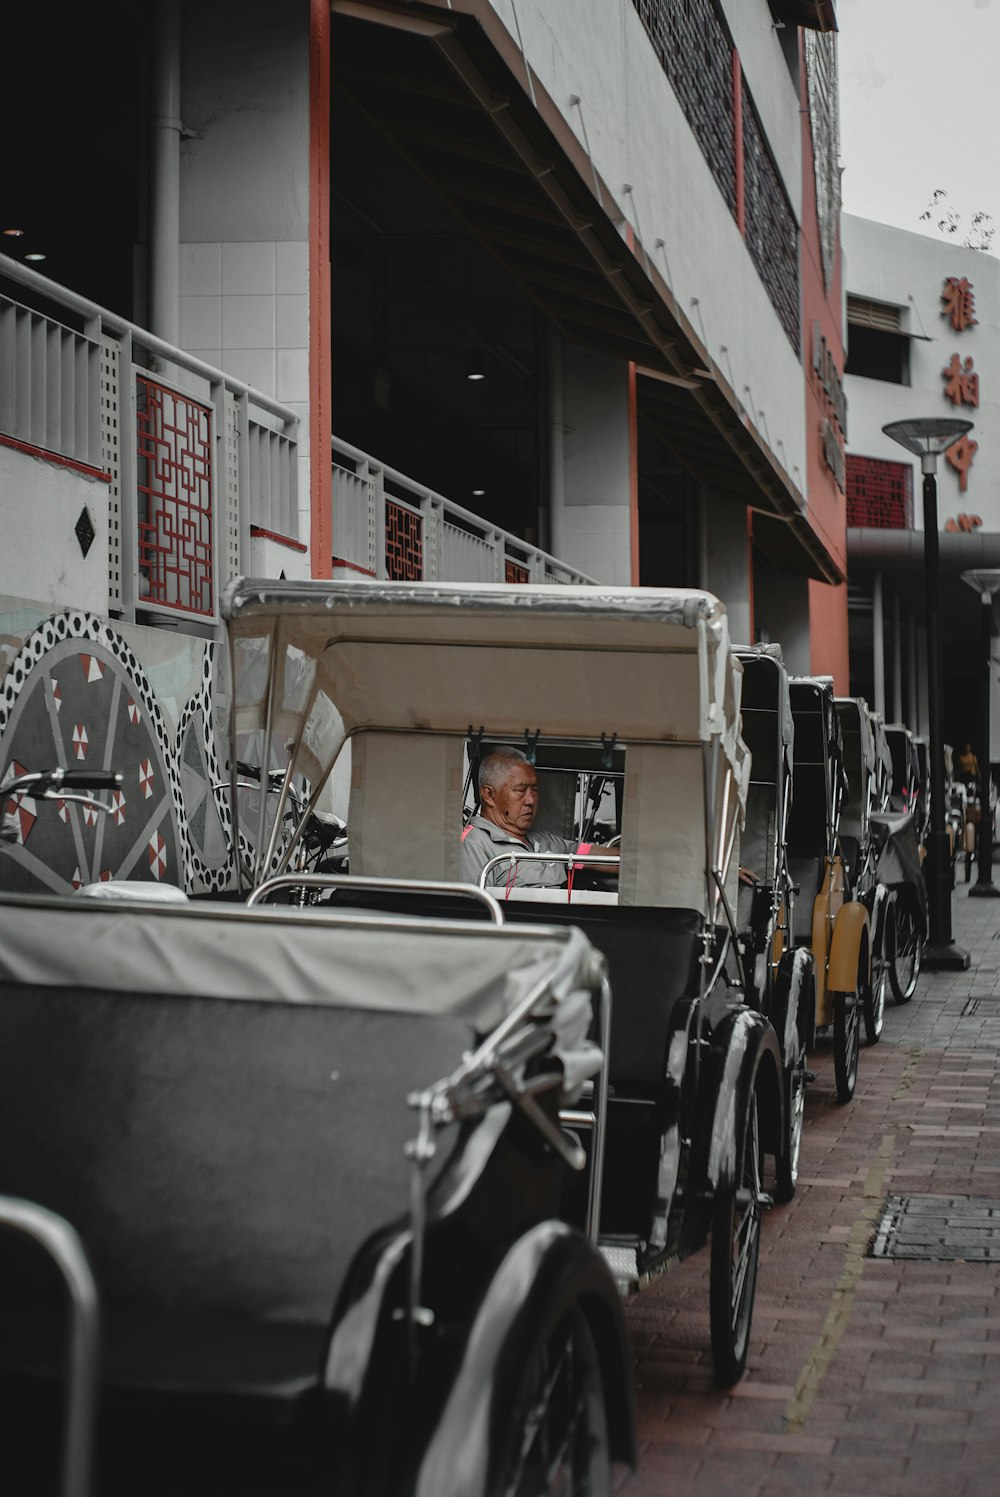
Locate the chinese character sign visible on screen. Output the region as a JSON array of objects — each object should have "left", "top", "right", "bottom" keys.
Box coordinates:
[
  {"left": 941, "top": 276, "right": 977, "bottom": 331},
  {"left": 945, "top": 433, "right": 978, "bottom": 493},
  {"left": 943, "top": 353, "right": 979, "bottom": 408}
]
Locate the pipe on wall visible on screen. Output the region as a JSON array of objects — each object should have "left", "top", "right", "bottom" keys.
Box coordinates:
[
  {"left": 873, "top": 570, "right": 885, "bottom": 717},
  {"left": 150, "top": 0, "right": 182, "bottom": 348}
]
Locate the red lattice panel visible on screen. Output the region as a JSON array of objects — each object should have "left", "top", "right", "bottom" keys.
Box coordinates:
[
  {"left": 136, "top": 377, "right": 214, "bottom": 615},
  {"left": 385, "top": 499, "right": 423, "bottom": 581},
  {"left": 846, "top": 455, "right": 913, "bottom": 530},
  {"left": 505, "top": 560, "right": 530, "bottom": 584}
]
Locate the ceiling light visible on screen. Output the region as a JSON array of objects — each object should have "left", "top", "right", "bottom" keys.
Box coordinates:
[
  {"left": 465, "top": 351, "right": 487, "bottom": 381},
  {"left": 467, "top": 370, "right": 485, "bottom": 381},
  {"left": 472, "top": 488, "right": 485, "bottom": 497},
  {"left": 24, "top": 251, "right": 46, "bottom": 262},
  {"left": 3, "top": 228, "right": 25, "bottom": 237}
]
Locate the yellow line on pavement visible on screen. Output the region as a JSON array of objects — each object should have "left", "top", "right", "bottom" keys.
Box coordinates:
[
  {"left": 893, "top": 1047, "right": 924, "bottom": 1101},
  {"left": 783, "top": 1130, "right": 896, "bottom": 1434}
]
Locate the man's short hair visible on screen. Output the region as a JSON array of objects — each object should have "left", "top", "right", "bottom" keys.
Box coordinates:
[{"left": 478, "top": 746, "right": 532, "bottom": 792}]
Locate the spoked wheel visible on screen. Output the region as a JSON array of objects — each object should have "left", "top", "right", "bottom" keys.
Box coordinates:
[
  {"left": 887, "top": 893, "right": 921, "bottom": 1004},
  {"left": 863, "top": 919, "right": 888, "bottom": 1046},
  {"left": 832, "top": 989, "right": 860, "bottom": 1103},
  {"left": 710, "top": 1088, "right": 762, "bottom": 1385},
  {"left": 774, "top": 1050, "right": 806, "bottom": 1203},
  {"left": 498, "top": 1306, "right": 611, "bottom": 1497}
]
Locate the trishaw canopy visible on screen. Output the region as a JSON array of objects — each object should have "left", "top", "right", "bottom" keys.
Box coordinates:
[{"left": 221, "top": 579, "right": 750, "bottom": 913}]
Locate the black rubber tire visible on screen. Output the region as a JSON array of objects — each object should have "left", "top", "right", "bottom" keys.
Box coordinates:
[
  {"left": 710, "top": 1088, "right": 762, "bottom": 1386},
  {"left": 833, "top": 989, "right": 860, "bottom": 1103},
  {"left": 497, "top": 1305, "right": 612, "bottom": 1497},
  {"left": 774, "top": 1052, "right": 806, "bottom": 1203},
  {"left": 863, "top": 916, "right": 887, "bottom": 1046},
  {"left": 887, "top": 895, "right": 921, "bottom": 1004}
]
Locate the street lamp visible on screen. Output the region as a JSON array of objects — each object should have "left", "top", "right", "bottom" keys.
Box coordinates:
[
  {"left": 883, "top": 417, "right": 973, "bottom": 969},
  {"left": 959, "top": 568, "right": 1000, "bottom": 897}
]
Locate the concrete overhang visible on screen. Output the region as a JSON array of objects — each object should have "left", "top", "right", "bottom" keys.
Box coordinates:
[
  {"left": 332, "top": 0, "right": 843, "bottom": 585},
  {"left": 768, "top": 1, "right": 838, "bottom": 32},
  {"left": 847, "top": 527, "right": 1000, "bottom": 629}
]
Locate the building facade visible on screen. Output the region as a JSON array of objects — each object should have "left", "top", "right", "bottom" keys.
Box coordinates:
[
  {"left": 843, "top": 212, "right": 1000, "bottom": 752},
  {"left": 1, "top": 0, "right": 848, "bottom": 892}
]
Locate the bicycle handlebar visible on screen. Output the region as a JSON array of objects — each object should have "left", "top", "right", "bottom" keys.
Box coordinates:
[{"left": 5, "top": 768, "right": 123, "bottom": 797}]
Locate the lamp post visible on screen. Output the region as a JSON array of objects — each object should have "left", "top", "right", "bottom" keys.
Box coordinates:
[
  {"left": 883, "top": 417, "right": 973, "bottom": 970},
  {"left": 959, "top": 568, "right": 1000, "bottom": 897}
]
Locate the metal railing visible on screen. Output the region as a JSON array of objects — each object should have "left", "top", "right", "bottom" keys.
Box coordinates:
[
  {"left": 331, "top": 436, "right": 596, "bottom": 586},
  {"left": 0, "top": 258, "right": 300, "bottom": 624}
]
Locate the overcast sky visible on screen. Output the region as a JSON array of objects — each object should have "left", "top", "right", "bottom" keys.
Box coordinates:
[{"left": 837, "top": 0, "right": 999, "bottom": 254}]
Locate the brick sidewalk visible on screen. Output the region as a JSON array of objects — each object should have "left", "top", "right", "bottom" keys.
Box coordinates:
[{"left": 616, "top": 881, "right": 1000, "bottom": 1496}]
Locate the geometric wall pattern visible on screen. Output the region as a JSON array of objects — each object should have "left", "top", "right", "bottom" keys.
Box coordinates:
[{"left": 0, "top": 612, "right": 239, "bottom": 895}]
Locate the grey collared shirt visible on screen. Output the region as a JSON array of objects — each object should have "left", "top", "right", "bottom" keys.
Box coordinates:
[{"left": 460, "top": 814, "right": 578, "bottom": 888}]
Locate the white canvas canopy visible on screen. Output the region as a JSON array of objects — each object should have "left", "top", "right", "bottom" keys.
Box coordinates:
[{"left": 221, "top": 579, "right": 749, "bottom": 912}]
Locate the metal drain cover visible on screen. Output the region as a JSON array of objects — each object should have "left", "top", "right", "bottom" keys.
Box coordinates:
[{"left": 870, "top": 1194, "right": 1000, "bottom": 1261}]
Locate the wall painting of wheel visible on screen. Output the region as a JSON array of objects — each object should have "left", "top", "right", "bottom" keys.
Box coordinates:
[{"left": 0, "top": 621, "right": 183, "bottom": 895}]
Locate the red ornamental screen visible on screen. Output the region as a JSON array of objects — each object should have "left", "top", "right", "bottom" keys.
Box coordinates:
[
  {"left": 385, "top": 499, "right": 424, "bottom": 580},
  {"left": 136, "top": 377, "right": 214, "bottom": 615},
  {"left": 505, "top": 560, "right": 530, "bottom": 584},
  {"left": 846, "top": 455, "right": 913, "bottom": 531}
]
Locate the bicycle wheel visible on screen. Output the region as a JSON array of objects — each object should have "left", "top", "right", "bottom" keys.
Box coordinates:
[
  {"left": 864, "top": 908, "right": 888, "bottom": 1045},
  {"left": 833, "top": 990, "right": 860, "bottom": 1103},
  {"left": 496, "top": 1305, "right": 611, "bottom": 1497},
  {"left": 887, "top": 894, "right": 921, "bottom": 1004},
  {"left": 710, "top": 1086, "right": 762, "bottom": 1385}
]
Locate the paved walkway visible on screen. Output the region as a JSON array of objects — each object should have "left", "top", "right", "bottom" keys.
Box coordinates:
[{"left": 617, "top": 879, "right": 1000, "bottom": 1496}]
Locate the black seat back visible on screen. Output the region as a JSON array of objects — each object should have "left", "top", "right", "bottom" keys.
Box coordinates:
[{"left": 501, "top": 903, "right": 702, "bottom": 1088}]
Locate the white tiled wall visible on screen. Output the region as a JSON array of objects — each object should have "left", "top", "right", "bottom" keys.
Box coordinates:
[
  {"left": 180, "top": 239, "right": 310, "bottom": 546},
  {"left": 179, "top": 239, "right": 308, "bottom": 404}
]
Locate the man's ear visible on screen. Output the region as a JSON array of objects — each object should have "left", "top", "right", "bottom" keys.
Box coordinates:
[{"left": 480, "top": 783, "right": 495, "bottom": 808}]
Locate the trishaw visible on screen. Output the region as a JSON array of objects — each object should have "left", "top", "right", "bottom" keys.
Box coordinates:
[
  {"left": 0, "top": 835, "right": 634, "bottom": 1483},
  {"left": 869, "top": 807, "right": 927, "bottom": 1005},
  {"left": 786, "top": 677, "right": 872, "bottom": 1103},
  {"left": 883, "top": 722, "right": 920, "bottom": 818},
  {"left": 220, "top": 577, "right": 796, "bottom": 1386},
  {"left": 834, "top": 696, "right": 892, "bottom": 1045},
  {"left": 733, "top": 645, "right": 815, "bottom": 1198}
]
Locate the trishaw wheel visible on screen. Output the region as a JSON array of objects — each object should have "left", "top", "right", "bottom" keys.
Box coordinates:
[
  {"left": 887, "top": 895, "right": 921, "bottom": 1004},
  {"left": 710, "top": 1087, "right": 762, "bottom": 1385},
  {"left": 498, "top": 1305, "right": 611, "bottom": 1497},
  {"left": 863, "top": 950, "right": 887, "bottom": 1046},
  {"left": 774, "top": 1053, "right": 806, "bottom": 1203},
  {"left": 833, "top": 990, "right": 860, "bottom": 1102}
]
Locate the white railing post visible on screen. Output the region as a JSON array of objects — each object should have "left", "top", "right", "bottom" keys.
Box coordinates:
[
  {"left": 368, "top": 460, "right": 387, "bottom": 580},
  {"left": 486, "top": 530, "right": 504, "bottom": 582},
  {"left": 116, "top": 332, "right": 140, "bottom": 623},
  {"left": 424, "top": 495, "right": 443, "bottom": 580}
]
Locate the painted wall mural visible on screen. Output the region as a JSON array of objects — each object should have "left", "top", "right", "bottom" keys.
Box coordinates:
[{"left": 0, "top": 599, "right": 236, "bottom": 896}]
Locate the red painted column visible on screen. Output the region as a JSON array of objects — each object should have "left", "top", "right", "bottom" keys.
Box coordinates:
[
  {"left": 628, "top": 360, "right": 640, "bottom": 585},
  {"left": 309, "top": 0, "right": 332, "bottom": 578}
]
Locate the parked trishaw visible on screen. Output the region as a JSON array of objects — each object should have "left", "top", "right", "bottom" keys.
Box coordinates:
[
  {"left": 1, "top": 825, "right": 635, "bottom": 1480},
  {"left": 221, "top": 577, "right": 800, "bottom": 1385},
  {"left": 733, "top": 645, "right": 815, "bottom": 1197},
  {"left": 869, "top": 806, "right": 927, "bottom": 1005},
  {"left": 786, "top": 677, "right": 872, "bottom": 1103},
  {"left": 884, "top": 723, "right": 920, "bottom": 818},
  {"left": 871, "top": 714, "right": 895, "bottom": 814},
  {"left": 834, "top": 696, "right": 892, "bottom": 1044}
]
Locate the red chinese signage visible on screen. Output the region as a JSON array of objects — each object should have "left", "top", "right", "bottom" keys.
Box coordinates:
[
  {"left": 945, "top": 433, "right": 979, "bottom": 494},
  {"left": 942, "top": 353, "right": 979, "bottom": 408},
  {"left": 941, "top": 275, "right": 977, "bottom": 331}
]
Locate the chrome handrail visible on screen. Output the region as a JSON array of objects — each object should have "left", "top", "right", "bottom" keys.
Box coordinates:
[
  {"left": 247, "top": 872, "right": 504, "bottom": 925},
  {"left": 0, "top": 1197, "right": 99, "bottom": 1497}
]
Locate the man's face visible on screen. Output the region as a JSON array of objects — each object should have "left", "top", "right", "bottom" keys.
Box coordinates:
[{"left": 481, "top": 763, "right": 539, "bottom": 835}]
